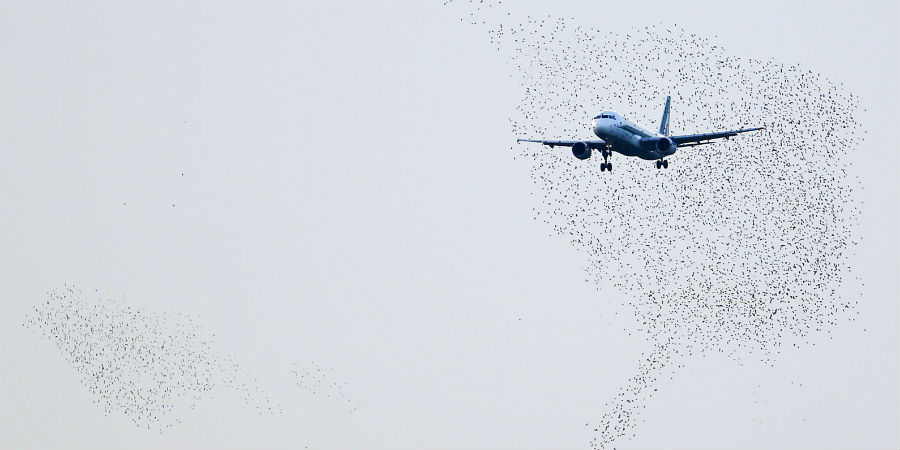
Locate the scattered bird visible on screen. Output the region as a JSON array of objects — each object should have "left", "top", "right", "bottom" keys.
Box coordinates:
[{"left": 292, "top": 360, "right": 361, "bottom": 414}]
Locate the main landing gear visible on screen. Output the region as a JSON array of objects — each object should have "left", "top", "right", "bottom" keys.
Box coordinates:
[
  {"left": 600, "top": 145, "right": 613, "bottom": 172},
  {"left": 655, "top": 159, "right": 669, "bottom": 169}
]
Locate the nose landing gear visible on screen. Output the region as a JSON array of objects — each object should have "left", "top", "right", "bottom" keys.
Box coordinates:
[{"left": 655, "top": 159, "right": 669, "bottom": 169}]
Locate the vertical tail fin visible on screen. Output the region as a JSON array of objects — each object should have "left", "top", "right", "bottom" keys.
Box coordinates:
[{"left": 659, "top": 96, "right": 671, "bottom": 136}]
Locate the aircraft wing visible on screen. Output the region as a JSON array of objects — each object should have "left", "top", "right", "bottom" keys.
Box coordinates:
[
  {"left": 516, "top": 139, "right": 607, "bottom": 148},
  {"left": 670, "top": 127, "right": 764, "bottom": 147}
]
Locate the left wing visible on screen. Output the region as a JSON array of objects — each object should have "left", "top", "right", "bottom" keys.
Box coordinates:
[
  {"left": 670, "top": 127, "right": 765, "bottom": 147},
  {"left": 516, "top": 139, "right": 607, "bottom": 148}
]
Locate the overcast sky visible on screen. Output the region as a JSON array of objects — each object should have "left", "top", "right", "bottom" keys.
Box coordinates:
[{"left": 1, "top": 1, "right": 897, "bottom": 449}]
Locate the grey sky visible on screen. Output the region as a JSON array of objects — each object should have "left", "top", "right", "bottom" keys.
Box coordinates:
[{"left": 1, "top": 1, "right": 897, "bottom": 449}]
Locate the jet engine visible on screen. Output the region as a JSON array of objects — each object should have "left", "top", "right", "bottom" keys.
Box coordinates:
[
  {"left": 571, "top": 141, "right": 591, "bottom": 160},
  {"left": 655, "top": 137, "right": 676, "bottom": 156}
]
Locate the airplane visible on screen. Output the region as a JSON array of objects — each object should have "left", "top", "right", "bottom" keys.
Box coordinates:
[{"left": 517, "top": 96, "right": 764, "bottom": 172}]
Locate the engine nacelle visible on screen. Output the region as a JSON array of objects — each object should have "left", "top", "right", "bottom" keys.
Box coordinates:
[
  {"left": 571, "top": 141, "right": 592, "bottom": 160},
  {"left": 655, "top": 137, "right": 676, "bottom": 156}
]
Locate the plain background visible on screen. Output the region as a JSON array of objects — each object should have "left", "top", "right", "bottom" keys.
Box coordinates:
[{"left": 1, "top": 1, "right": 897, "bottom": 449}]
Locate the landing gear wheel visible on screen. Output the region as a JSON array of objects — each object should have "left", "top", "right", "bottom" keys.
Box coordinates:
[
  {"left": 656, "top": 161, "right": 661, "bottom": 169},
  {"left": 662, "top": 160, "right": 669, "bottom": 169},
  {"left": 601, "top": 145, "right": 612, "bottom": 173}
]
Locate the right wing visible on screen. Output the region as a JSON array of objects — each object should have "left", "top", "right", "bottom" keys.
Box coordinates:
[
  {"left": 517, "top": 139, "right": 607, "bottom": 148},
  {"left": 670, "top": 127, "right": 765, "bottom": 147}
]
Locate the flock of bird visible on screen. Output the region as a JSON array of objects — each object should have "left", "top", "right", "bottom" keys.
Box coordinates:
[
  {"left": 23, "top": 286, "right": 365, "bottom": 432},
  {"left": 292, "top": 360, "right": 362, "bottom": 414},
  {"left": 443, "top": 2, "right": 862, "bottom": 448},
  {"left": 23, "top": 285, "right": 282, "bottom": 431}
]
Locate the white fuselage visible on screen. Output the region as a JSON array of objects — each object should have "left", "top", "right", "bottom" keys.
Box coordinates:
[{"left": 592, "top": 111, "right": 675, "bottom": 160}]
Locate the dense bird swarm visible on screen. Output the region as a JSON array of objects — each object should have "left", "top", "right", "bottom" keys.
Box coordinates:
[
  {"left": 292, "top": 360, "right": 362, "bottom": 414},
  {"left": 443, "top": 2, "right": 863, "bottom": 448},
  {"left": 23, "top": 286, "right": 281, "bottom": 431}
]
